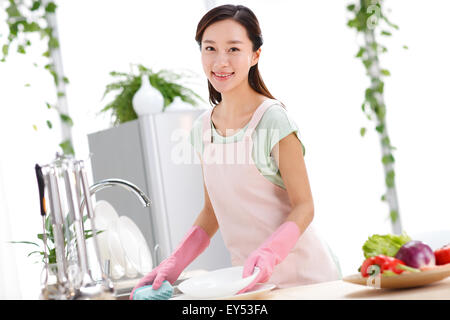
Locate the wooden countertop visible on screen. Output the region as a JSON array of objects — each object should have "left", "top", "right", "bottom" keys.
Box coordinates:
[
  {"left": 113, "top": 269, "right": 450, "bottom": 300},
  {"left": 257, "top": 277, "right": 450, "bottom": 300}
]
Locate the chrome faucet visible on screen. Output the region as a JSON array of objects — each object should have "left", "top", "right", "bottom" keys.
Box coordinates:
[{"left": 80, "top": 178, "right": 152, "bottom": 214}]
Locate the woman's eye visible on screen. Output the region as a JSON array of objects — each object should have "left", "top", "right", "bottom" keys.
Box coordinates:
[{"left": 204, "top": 47, "right": 239, "bottom": 52}]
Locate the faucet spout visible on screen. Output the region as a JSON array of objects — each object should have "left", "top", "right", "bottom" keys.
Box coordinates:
[{"left": 80, "top": 178, "right": 151, "bottom": 214}]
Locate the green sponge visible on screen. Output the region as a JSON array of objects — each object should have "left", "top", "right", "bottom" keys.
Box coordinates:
[{"left": 132, "top": 280, "right": 174, "bottom": 300}]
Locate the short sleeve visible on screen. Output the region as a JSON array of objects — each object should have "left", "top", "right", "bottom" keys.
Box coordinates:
[{"left": 260, "top": 104, "right": 305, "bottom": 157}]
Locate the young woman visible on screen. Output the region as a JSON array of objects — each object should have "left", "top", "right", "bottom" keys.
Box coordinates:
[{"left": 131, "top": 4, "right": 340, "bottom": 298}]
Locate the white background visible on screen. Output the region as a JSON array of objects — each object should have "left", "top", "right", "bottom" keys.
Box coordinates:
[{"left": 0, "top": 0, "right": 449, "bottom": 299}]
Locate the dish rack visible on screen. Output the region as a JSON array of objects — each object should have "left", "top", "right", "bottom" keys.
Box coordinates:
[{"left": 35, "top": 154, "right": 153, "bottom": 300}]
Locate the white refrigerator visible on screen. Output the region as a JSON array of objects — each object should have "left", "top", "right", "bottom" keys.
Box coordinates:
[{"left": 87, "top": 109, "right": 231, "bottom": 275}]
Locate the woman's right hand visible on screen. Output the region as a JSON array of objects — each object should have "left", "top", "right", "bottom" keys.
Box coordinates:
[
  {"left": 129, "top": 224, "right": 212, "bottom": 300},
  {"left": 129, "top": 255, "right": 180, "bottom": 299}
]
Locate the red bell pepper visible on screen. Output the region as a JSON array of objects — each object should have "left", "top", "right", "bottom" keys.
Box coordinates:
[{"left": 360, "top": 255, "right": 419, "bottom": 277}]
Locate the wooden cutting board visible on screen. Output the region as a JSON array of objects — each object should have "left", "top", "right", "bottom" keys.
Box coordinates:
[{"left": 342, "top": 265, "right": 450, "bottom": 289}]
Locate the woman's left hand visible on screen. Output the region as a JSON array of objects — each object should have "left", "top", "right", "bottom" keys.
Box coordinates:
[
  {"left": 237, "top": 221, "right": 301, "bottom": 294},
  {"left": 237, "top": 247, "right": 277, "bottom": 294}
]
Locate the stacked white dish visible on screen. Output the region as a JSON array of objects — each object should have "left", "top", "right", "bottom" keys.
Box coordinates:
[{"left": 94, "top": 200, "right": 153, "bottom": 280}]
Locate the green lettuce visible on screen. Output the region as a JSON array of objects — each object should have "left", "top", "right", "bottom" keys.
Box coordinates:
[{"left": 362, "top": 232, "right": 412, "bottom": 259}]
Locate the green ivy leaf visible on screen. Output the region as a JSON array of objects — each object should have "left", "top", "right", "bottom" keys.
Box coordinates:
[
  {"left": 375, "top": 81, "right": 384, "bottom": 94},
  {"left": 17, "top": 44, "right": 26, "bottom": 54},
  {"left": 381, "top": 30, "right": 392, "bottom": 36},
  {"left": 6, "top": 3, "right": 21, "bottom": 18},
  {"left": 360, "top": 127, "right": 366, "bottom": 137},
  {"left": 385, "top": 170, "right": 395, "bottom": 188},
  {"left": 381, "top": 69, "right": 391, "bottom": 76},
  {"left": 362, "top": 59, "right": 372, "bottom": 69},
  {"left": 2, "top": 44, "right": 9, "bottom": 56},
  {"left": 60, "top": 113, "right": 73, "bottom": 126},
  {"left": 375, "top": 124, "right": 384, "bottom": 133},
  {"left": 45, "top": 2, "right": 57, "bottom": 13},
  {"left": 50, "top": 70, "right": 59, "bottom": 85},
  {"left": 390, "top": 210, "right": 398, "bottom": 223},
  {"left": 382, "top": 154, "right": 395, "bottom": 165},
  {"left": 382, "top": 16, "right": 399, "bottom": 30},
  {"left": 23, "top": 22, "right": 40, "bottom": 33},
  {"left": 48, "top": 37, "right": 59, "bottom": 49},
  {"left": 374, "top": 104, "right": 386, "bottom": 120},
  {"left": 31, "top": 1, "right": 41, "bottom": 11},
  {"left": 59, "top": 139, "right": 75, "bottom": 155},
  {"left": 46, "top": 120, "right": 52, "bottom": 129},
  {"left": 356, "top": 47, "right": 365, "bottom": 58}
]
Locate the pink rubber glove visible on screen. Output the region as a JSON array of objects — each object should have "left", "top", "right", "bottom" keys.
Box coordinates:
[
  {"left": 129, "top": 225, "right": 210, "bottom": 299},
  {"left": 237, "top": 221, "right": 300, "bottom": 294}
]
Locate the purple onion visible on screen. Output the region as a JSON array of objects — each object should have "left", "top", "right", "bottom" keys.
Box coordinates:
[{"left": 395, "top": 240, "right": 436, "bottom": 268}]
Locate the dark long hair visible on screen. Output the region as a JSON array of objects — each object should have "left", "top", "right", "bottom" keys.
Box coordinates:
[{"left": 195, "top": 4, "right": 285, "bottom": 108}]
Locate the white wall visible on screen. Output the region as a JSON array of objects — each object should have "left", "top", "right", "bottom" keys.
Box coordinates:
[{"left": 0, "top": 0, "right": 449, "bottom": 298}]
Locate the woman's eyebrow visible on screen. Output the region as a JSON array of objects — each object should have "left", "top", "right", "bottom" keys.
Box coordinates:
[{"left": 203, "top": 40, "right": 243, "bottom": 44}]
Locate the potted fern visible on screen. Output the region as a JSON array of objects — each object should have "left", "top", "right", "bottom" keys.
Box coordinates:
[{"left": 99, "top": 64, "right": 205, "bottom": 125}]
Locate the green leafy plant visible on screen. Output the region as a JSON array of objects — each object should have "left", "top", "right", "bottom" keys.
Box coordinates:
[
  {"left": 1, "top": 0, "right": 74, "bottom": 155},
  {"left": 346, "top": 0, "right": 408, "bottom": 233},
  {"left": 10, "top": 214, "right": 102, "bottom": 265},
  {"left": 100, "top": 64, "right": 205, "bottom": 125}
]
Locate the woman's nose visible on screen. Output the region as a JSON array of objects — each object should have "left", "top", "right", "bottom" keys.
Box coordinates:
[{"left": 213, "top": 52, "right": 230, "bottom": 67}]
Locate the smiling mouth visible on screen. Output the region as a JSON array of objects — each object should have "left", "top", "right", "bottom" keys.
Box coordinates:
[{"left": 212, "top": 72, "right": 234, "bottom": 80}]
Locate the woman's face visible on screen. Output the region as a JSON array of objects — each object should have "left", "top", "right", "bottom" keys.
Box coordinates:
[{"left": 201, "top": 19, "right": 260, "bottom": 94}]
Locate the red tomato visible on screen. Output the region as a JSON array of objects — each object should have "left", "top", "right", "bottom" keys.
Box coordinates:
[{"left": 434, "top": 244, "right": 450, "bottom": 265}]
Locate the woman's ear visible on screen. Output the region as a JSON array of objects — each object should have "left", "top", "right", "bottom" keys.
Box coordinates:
[{"left": 251, "top": 48, "right": 261, "bottom": 67}]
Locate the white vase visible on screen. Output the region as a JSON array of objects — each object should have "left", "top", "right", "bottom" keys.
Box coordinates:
[
  {"left": 132, "top": 75, "right": 164, "bottom": 116},
  {"left": 166, "top": 96, "right": 193, "bottom": 112}
]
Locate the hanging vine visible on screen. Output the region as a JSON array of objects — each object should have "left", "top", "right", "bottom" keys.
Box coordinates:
[
  {"left": 1, "top": 0, "right": 74, "bottom": 155},
  {"left": 346, "top": 0, "right": 408, "bottom": 233}
]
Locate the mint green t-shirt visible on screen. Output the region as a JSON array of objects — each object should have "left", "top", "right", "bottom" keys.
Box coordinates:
[{"left": 189, "top": 103, "right": 305, "bottom": 190}]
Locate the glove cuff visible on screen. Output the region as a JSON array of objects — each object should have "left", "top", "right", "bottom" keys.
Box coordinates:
[
  {"left": 171, "top": 225, "right": 211, "bottom": 273},
  {"left": 260, "top": 221, "right": 301, "bottom": 264}
]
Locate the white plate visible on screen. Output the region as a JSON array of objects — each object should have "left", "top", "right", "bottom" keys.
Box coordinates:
[
  {"left": 117, "top": 216, "right": 153, "bottom": 275},
  {"left": 108, "top": 221, "right": 126, "bottom": 279},
  {"left": 94, "top": 200, "right": 120, "bottom": 226},
  {"left": 177, "top": 266, "right": 260, "bottom": 299},
  {"left": 171, "top": 283, "right": 276, "bottom": 300},
  {"left": 94, "top": 201, "right": 120, "bottom": 275}
]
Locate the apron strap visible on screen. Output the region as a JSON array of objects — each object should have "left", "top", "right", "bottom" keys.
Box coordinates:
[
  {"left": 202, "top": 108, "right": 214, "bottom": 146},
  {"left": 201, "top": 99, "right": 279, "bottom": 145},
  {"left": 243, "top": 99, "right": 279, "bottom": 140}
]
